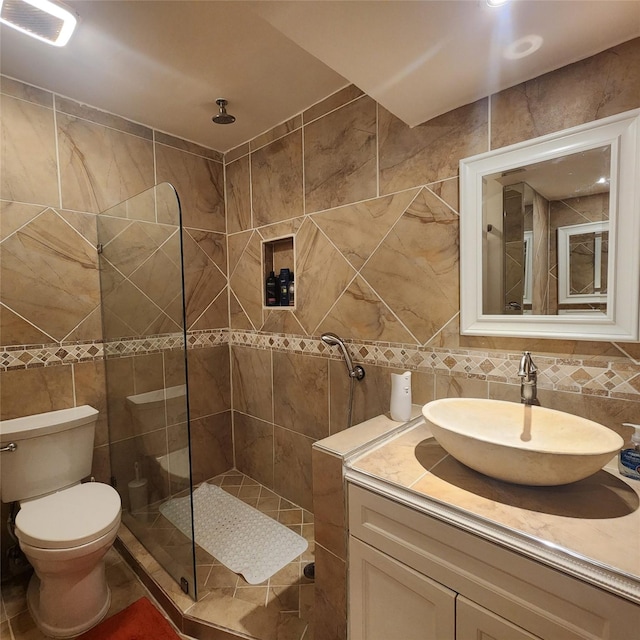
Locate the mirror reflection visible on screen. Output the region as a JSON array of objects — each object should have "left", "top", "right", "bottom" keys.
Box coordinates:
[{"left": 482, "top": 145, "right": 610, "bottom": 316}]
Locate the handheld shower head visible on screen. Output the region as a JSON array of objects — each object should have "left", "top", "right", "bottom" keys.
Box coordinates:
[
  {"left": 321, "top": 333, "right": 364, "bottom": 380},
  {"left": 321, "top": 332, "right": 343, "bottom": 347},
  {"left": 212, "top": 99, "right": 236, "bottom": 125}
]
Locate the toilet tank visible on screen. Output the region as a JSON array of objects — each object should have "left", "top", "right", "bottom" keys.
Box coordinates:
[{"left": 0, "top": 406, "right": 98, "bottom": 503}]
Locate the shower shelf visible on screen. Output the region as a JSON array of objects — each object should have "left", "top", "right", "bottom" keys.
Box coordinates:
[{"left": 263, "top": 235, "right": 295, "bottom": 309}]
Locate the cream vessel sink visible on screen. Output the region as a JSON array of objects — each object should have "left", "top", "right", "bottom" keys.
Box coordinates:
[{"left": 421, "top": 398, "right": 624, "bottom": 486}]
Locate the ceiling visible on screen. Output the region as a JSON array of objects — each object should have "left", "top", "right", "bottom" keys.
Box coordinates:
[{"left": 1, "top": 1, "right": 639, "bottom": 154}]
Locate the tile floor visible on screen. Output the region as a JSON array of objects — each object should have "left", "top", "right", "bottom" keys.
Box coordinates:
[
  {"left": 0, "top": 545, "right": 190, "bottom": 640},
  {"left": 121, "top": 469, "right": 315, "bottom": 640},
  {"left": 1, "top": 470, "right": 314, "bottom": 640}
]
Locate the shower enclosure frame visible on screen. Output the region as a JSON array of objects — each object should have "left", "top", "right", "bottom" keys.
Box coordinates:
[{"left": 97, "top": 182, "right": 198, "bottom": 600}]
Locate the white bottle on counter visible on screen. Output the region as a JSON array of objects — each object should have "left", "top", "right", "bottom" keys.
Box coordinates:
[
  {"left": 390, "top": 371, "right": 412, "bottom": 422},
  {"left": 618, "top": 423, "right": 640, "bottom": 481}
]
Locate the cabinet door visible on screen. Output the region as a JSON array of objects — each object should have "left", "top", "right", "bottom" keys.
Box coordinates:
[
  {"left": 457, "top": 595, "right": 542, "bottom": 640},
  {"left": 349, "top": 537, "right": 456, "bottom": 640}
]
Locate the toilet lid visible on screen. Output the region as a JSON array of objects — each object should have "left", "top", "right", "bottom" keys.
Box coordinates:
[{"left": 16, "top": 483, "right": 121, "bottom": 549}]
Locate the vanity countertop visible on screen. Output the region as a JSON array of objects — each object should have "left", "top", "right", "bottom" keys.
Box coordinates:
[{"left": 343, "top": 416, "right": 640, "bottom": 605}]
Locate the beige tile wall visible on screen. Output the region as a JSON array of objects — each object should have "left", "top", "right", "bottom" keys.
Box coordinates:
[
  {"left": 224, "top": 39, "right": 640, "bottom": 639},
  {"left": 0, "top": 76, "right": 231, "bottom": 509},
  {"left": 2, "top": 38, "right": 640, "bottom": 603}
]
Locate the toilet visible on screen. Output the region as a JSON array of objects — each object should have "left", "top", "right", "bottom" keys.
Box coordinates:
[{"left": 0, "top": 406, "right": 121, "bottom": 638}]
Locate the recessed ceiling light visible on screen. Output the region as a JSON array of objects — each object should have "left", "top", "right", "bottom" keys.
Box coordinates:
[
  {"left": 486, "top": 0, "right": 510, "bottom": 7},
  {"left": 0, "top": 0, "right": 78, "bottom": 47},
  {"left": 504, "top": 34, "right": 543, "bottom": 60}
]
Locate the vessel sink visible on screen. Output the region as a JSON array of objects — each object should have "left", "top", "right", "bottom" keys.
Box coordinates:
[{"left": 421, "top": 398, "right": 624, "bottom": 486}]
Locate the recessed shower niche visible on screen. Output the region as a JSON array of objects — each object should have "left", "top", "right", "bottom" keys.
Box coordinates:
[{"left": 263, "top": 235, "right": 295, "bottom": 308}]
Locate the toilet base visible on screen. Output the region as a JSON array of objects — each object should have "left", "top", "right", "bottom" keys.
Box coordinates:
[{"left": 26, "top": 564, "right": 111, "bottom": 638}]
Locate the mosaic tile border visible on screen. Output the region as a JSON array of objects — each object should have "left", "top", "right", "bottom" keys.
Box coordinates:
[
  {"left": 0, "top": 330, "right": 229, "bottom": 370},
  {"left": 2, "top": 329, "right": 639, "bottom": 400},
  {"left": 1, "top": 341, "right": 103, "bottom": 370},
  {"left": 229, "top": 330, "right": 640, "bottom": 401}
]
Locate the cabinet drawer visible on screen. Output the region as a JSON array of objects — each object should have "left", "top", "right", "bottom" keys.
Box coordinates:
[{"left": 349, "top": 484, "right": 640, "bottom": 640}]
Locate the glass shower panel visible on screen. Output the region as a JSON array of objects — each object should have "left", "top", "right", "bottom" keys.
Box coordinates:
[{"left": 97, "top": 183, "right": 197, "bottom": 599}]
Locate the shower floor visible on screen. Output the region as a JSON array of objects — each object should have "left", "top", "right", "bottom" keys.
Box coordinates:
[{"left": 118, "top": 469, "right": 315, "bottom": 640}]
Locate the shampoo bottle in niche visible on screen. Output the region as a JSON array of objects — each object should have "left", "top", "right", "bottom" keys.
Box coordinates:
[
  {"left": 618, "top": 423, "right": 640, "bottom": 481},
  {"left": 266, "top": 271, "right": 278, "bottom": 306},
  {"left": 390, "top": 371, "right": 412, "bottom": 422},
  {"left": 278, "top": 268, "right": 290, "bottom": 306},
  {"left": 288, "top": 272, "right": 295, "bottom": 306}
]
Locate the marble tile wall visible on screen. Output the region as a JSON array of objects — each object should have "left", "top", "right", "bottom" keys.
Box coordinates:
[
  {"left": 2, "top": 37, "right": 640, "bottom": 618},
  {"left": 0, "top": 76, "right": 231, "bottom": 526},
  {"left": 224, "top": 38, "right": 640, "bottom": 640},
  {"left": 225, "top": 37, "right": 640, "bottom": 496}
]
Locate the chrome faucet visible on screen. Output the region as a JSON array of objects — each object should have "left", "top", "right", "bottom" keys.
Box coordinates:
[{"left": 518, "top": 351, "right": 540, "bottom": 406}]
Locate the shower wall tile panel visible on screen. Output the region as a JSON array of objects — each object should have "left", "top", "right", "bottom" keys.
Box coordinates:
[
  {"left": 311, "top": 188, "right": 419, "bottom": 271},
  {"left": 490, "top": 38, "right": 640, "bottom": 150},
  {"left": 0, "top": 303, "right": 52, "bottom": 345},
  {"left": 318, "top": 276, "right": 416, "bottom": 345},
  {"left": 154, "top": 131, "right": 222, "bottom": 162},
  {"left": 0, "top": 94, "right": 59, "bottom": 207},
  {"left": 0, "top": 364, "right": 74, "bottom": 420},
  {"left": 378, "top": 98, "right": 489, "bottom": 196},
  {"left": 181, "top": 230, "right": 227, "bottom": 329},
  {"left": 231, "top": 345, "right": 273, "bottom": 423},
  {"left": 3, "top": 39, "right": 640, "bottom": 525},
  {"left": 274, "top": 426, "right": 314, "bottom": 513},
  {"left": 233, "top": 412, "right": 275, "bottom": 489},
  {"left": 229, "top": 231, "right": 264, "bottom": 329},
  {"left": 272, "top": 351, "right": 329, "bottom": 440},
  {"left": 0, "top": 75, "right": 53, "bottom": 106},
  {"left": 55, "top": 95, "right": 153, "bottom": 140},
  {"left": 186, "top": 346, "right": 231, "bottom": 420},
  {"left": 250, "top": 114, "right": 302, "bottom": 152},
  {"left": 57, "top": 112, "right": 155, "bottom": 214},
  {"left": 303, "top": 84, "right": 365, "bottom": 124},
  {"left": 155, "top": 142, "right": 225, "bottom": 232},
  {"left": 225, "top": 154, "right": 252, "bottom": 234},
  {"left": 304, "top": 95, "right": 377, "bottom": 213},
  {"left": 294, "top": 218, "right": 356, "bottom": 335},
  {"left": 0, "top": 76, "right": 228, "bottom": 495},
  {"left": 251, "top": 129, "right": 303, "bottom": 227},
  {"left": 0, "top": 207, "right": 100, "bottom": 342},
  {"left": 222, "top": 38, "right": 640, "bottom": 542},
  {"left": 189, "top": 411, "right": 234, "bottom": 485}
]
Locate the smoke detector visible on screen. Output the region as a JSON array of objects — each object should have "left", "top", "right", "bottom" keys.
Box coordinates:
[{"left": 0, "top": 0, "right": 78, "bottom": 47}]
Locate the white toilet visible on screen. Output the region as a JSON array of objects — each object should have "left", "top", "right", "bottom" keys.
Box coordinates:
[{"left": 0, "top": 406, "right": 121, "bottom": 638}]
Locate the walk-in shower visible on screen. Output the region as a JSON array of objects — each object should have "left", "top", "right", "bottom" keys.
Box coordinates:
[
  {"left": 97, "top": 183, "right": 198, "bottom": 598},
  {"left": 97, "top": 184, "right": 313, "bottom": 639}
]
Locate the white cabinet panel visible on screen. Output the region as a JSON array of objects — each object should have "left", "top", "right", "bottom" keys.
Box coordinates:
[
  {"left": 350, "top": 537, "right": 455, "bottom": 640},
  {"left": 348, "top": 484, "right": 640, "bottom": 640},
  {"left": 457, "top": 596, "right": 541, "bottom": 640}
]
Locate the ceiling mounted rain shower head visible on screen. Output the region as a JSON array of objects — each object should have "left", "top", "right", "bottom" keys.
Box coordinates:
[
  {"left": 212, "top": 99, "right": 236, "bottom": 125},
  {"left": 0, "top": 0, "right": 78, "bottom": 47}
]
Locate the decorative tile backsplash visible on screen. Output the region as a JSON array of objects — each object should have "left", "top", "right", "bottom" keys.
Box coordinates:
[{"left": 5, "top": 329, "right": 636, "bottom": 401}]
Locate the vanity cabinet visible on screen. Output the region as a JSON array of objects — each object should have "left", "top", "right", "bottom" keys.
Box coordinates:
[
  {"left": 348, "top": 484, "right": 640, "bottom": 640},
  {"left": 350, "top": 537, "right": 456, "bottom": 640}
]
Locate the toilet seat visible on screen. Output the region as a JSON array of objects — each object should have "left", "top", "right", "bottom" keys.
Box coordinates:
[{"left": 16, "top": 482, "right": 121, "bottom": 549}]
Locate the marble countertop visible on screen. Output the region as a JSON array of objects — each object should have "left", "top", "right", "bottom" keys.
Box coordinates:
[{"left": 343, "top": 415, "right": 640, "bottom": 604}]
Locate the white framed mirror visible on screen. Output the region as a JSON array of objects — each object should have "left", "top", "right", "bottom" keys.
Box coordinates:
[{"left": 459, "top": 109, "right": 640, "bottom": 341}]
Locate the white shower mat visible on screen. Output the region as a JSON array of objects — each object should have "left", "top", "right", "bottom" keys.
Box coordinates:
[{"left": 159, "top": 482, "right": 308, "bottom": 585}]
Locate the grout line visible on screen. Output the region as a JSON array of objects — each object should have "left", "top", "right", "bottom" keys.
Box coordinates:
[{"left": 52, "top": 98, "right": 63, "bottom": 209}]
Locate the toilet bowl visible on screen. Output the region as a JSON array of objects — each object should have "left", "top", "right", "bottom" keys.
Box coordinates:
[
  {"left": 16, "top": 482, "right": 122, "bottom": 638},
  {"left": 0, "top": 406, "right": 122, "bottom": 638}
]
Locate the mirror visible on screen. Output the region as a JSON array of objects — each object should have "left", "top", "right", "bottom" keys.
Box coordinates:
[{"left": 460, "top": 109, "right": 640, "bottom": 341}]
